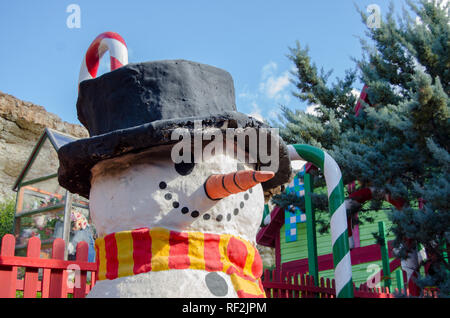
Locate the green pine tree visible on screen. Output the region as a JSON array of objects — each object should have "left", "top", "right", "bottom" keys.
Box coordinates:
[
  {"left": 0, "top": 196, "right": 16, "bottom": 240},
  {"left": 274, "top": 0, "right": 449, "bottom": 296}
]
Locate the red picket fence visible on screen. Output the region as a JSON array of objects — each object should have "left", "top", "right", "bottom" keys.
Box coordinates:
[
  {"left": 261, "top": 269, "right": 415, "bottom": 298},
  {"left": 0, "top": 234, "right": 97, "bottom": 298},
  {"left": 1, "top": 234, "right": 439, "bottom": 298}
]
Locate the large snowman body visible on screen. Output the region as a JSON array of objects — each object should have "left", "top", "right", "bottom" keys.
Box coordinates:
[{"left": 87, "top": 145, "right": 264, "bottom": 298}]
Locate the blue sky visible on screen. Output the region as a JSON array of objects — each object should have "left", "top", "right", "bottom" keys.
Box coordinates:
[{"left": 0, "top": 0, "right": 399, "bottom": 126}]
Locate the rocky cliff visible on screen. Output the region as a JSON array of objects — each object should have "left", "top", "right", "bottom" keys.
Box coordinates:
[{"left": 0, "top": 91, "right": 88, "bottom": 199}]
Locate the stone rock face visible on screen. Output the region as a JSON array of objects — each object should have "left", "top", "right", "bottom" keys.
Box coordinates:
[{"left": 0, "top": 91, "right": 88, "bottom": 199}]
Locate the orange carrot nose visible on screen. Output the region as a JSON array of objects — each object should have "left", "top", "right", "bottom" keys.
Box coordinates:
[{"left": 204, "top": 170, "right": 275, "bottom": 200}]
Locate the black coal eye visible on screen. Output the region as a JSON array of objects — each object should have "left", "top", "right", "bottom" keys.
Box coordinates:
[
  {"left": 159, "top": 181, "right": 167, "bottom": 189},
  {"left": 174, "top": 162, "right": 195, "bottom": 176}
]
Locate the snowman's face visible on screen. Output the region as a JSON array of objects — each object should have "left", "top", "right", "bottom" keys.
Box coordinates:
[{"left": 89, "top": 145, "right": 265, "bottom": 242}]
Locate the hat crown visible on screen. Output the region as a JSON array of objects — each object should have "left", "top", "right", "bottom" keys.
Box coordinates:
[{"left": 77, "top": 60, "right": 237, "bottom": 136}]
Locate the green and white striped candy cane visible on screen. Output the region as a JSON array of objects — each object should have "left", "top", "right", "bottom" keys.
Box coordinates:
[{"left": 288, "top": 144, "right": 354, "bottom": 298}]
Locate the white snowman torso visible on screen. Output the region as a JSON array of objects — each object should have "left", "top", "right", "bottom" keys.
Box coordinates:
[{"left": 87, "top": 146, "right": 264, "bottom": 298}]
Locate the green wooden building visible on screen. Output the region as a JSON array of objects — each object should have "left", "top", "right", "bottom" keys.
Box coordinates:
[{"left": 257, "top": 167, "right": 407, "bottom": 290}]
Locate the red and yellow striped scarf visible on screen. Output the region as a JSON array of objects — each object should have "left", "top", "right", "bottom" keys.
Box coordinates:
[{"left": 95, "top": 227, "right": 266, "bottom": 298}]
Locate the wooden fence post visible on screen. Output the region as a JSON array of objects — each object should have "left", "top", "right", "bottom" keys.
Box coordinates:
[
  {"left": 293, "top": 274, "right": 300, "bottom": 298},
  {"left": 49, "top": 238, "right": 67, "bottom": 298},
  {"left": 272, "top": 269, "right": 277, "bottom": 298},
  {"left": 326, "top": 278, "right": 332, "bottom": 298},
  {"left": 73, "top": 241, "right": 89, "bottom": 298},
  {"left": 0, "top": 234, "right": 18, "bottom": 298},
  {"left": 263, "top": 269, "right": 271, "bottom": 298},
  {"left": 300, "top": 274, "right": 306, "bottom": 298},
  {"left": 23, "top": 237, "right": 41, "bottom": 298},
  {"left": 319, "top": 277, "right": 325, "bottom": 298}
]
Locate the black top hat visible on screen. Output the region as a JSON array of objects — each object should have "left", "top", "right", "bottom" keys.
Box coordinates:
[{"left": 57, "top": 60, "right": 291, "bottom": 198}]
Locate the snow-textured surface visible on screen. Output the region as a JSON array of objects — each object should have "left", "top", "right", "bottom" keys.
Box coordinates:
[
  {"left": 88, "top": 269, "right": 238, "bottom": 298},
  {"left": 89, "top": 147, "right": 264, "bottom": 242},
  {"left": 88, "top": 146, "right": 264, "bottom": 297}
]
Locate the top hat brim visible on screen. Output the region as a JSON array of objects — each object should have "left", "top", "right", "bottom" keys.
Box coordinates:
[{"left": 57, "top": 111, "right": 292, "bottom": 199}]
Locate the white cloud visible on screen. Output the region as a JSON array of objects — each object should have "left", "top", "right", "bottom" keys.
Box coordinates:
[
  {"left": 248, "top": 102, "right": 264, "bottom": 122},
  {"left": 415, "top": 0, "right": 448, "bottom": 25},
  {"left": 351, "top": 88, "right": 361, "bottom": 98},
  {"left": 261, "top": 71, "right": 291, "bottom": 99},
  {"left": 305, "top": 104, "right": 319, "bottom": 116},
  {"left": 238, "top": 90, "right": 258, "bottom": 100},
  {"left": 259, "top": 62, "right": 291, "bottom": 100},
  {"left": 238, "top": 61, "right": 296, "bottom": 123},
  {"left": 282, "top": 92, "right": 291, "bottom": 103},
  {"left": 350, "top": 88, "right": 361, "bottom": 106},
  {"left": 261, "top": 61, "right": 278, "bottom": 80},
  {"left": 268, "top": 109, "right": 281, "bottom": 121}
]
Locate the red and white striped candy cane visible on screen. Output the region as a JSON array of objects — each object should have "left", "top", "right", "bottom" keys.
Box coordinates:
[{"left": 78, "top": 32, "right": 128, "bottom": 85}]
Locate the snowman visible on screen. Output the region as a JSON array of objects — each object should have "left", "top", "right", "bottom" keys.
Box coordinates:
[{"left": 57, "top": 33, "right": 292, "bottom": 298}]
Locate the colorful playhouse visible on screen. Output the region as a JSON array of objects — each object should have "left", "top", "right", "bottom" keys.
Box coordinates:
[{"left": 257, "top": 163, "right": 407, "bottom": 292}]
